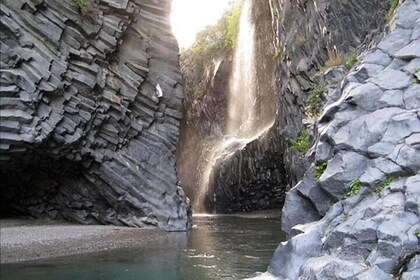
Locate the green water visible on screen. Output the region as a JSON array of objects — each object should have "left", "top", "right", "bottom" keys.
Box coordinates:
[{"left": 1, "top": 215, "right": 285, "bottom": 280}]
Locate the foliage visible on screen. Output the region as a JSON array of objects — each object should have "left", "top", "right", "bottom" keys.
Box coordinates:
[
  {"left": 306, "top": 84, "right": 326, "bottom": 117},
  {"left": 273, "top": 49, "right": 282, "bottom": 60},
  {"left": 195, "top": 90, "right": 206, "bottom": 100},
  {"left": 375, "top": 176, "right": 393, "bottom": 194},
  {"left": 290, "top": 129, "right": 311, "bottom": 157},
  {"left": 345, "top": 179, "right": 361, "bottom": 198},
  {"left": 386, "top": 0, "right": 399, "bottom": 22},
  {"left": 415, "top": 229, "right": 420, "bottom": 237},
  {"left": 314, "top": 161, "right": 327, "bottom": 180},
  {"left": 188, "top": 0, "right": 243, "bottom": 57},
  {"left": 224, "top": 1, "right": 242, "bottom": 49},
  {"left": 74, "top": 0, "right": 90, "bottom": 12},
  {"left": 344, "top": 53, "right": 358, "bottom": 70},
  {"left": 413, "top": 69, "right": 420, "bottom": 84}
]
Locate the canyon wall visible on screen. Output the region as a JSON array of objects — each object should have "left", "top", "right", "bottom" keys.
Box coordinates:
[
  {"left": 177, "top": 0, "right": 283, "bottom": 213},
  {"left": 0, "top": 0, "right": 190, "bottom": 231},
  {"left": 259, "top": 0, "right": 420, "bottom": 278}
]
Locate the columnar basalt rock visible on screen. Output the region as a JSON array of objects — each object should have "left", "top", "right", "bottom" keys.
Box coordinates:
[
  {"left": 266, "top": 0, "right": 420, "bottom": 278},
  {"left": 0, "top": 0, "right": 191, "bottom": 231},
  {"left": 268, "top": 0, "right": 389, "bottom": 189}
]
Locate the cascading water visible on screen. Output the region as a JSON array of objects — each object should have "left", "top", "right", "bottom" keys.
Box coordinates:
[{"left": 194, "top": 0, "right": 275, "bottom": 212}]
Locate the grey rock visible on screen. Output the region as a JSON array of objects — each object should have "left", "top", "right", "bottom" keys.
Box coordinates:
[
  {"left": 0, "top": 0, "right": 191, "bottom": 231},
  {"left": 405, "top": 174, "right": 420, "bottom": 214},
  {"left": 299, "top": 256, "right": 366, "bottom": 280},
  {"left": 357, "top": 265, "right": 393, "bottom": 280},
  {"left": 369, "top": 68, "right": 412, "bottom": 90},
  {"left": 395, "top": 40, "right": 420, "bottom": 59},
  {"left": 378, "top": 29, "right": 412, "bottom": 56},
  {"left": 404, "top": 85, "right": 420, "bottom": 110},
  {"left": 362, "top": 50, "right": 392, "bottom": 66},
  {"left": 402, "top": 255, "right": 420, "bottom": 280},
  {"left": 268, "top": 230, "right": 322, "bottom": 279}
]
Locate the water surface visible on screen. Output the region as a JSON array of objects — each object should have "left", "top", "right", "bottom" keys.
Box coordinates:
[{"left": 1, "top": 214, "right": 285, "bottom": 280}]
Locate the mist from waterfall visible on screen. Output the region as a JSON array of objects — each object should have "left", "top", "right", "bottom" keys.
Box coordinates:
[{"left": 194, "top": 0, "right": 275, "bottom": 212}]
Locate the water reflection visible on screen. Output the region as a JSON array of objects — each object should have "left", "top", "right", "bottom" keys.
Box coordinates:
[{"left": 1, "top": 215, "right": 285, "bottom": 280}]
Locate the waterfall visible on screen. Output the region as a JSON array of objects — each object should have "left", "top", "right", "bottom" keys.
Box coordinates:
[
  {"left": 226, "top": 0, "right": 256, "bottom": 138},
  {"left": 194, "top": 0, "right": 275, "bottom": 212}
]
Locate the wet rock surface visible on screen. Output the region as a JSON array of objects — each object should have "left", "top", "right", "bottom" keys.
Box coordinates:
[
  {"left": 267, "top": 0, "right": 420, "bottom": 278},
  {"left": 0, "top": 0, "right": 190, "bottom": 231},
  {"left": 213, "top": 127, "right": 285, "bottom": 213},
  {"left": 177, "top": 1, "right": 281, "bottom": 213}
]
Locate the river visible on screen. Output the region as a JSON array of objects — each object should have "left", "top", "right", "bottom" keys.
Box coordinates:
[{"left": 1, "top": 214, "right": 285, "bottom": 280}]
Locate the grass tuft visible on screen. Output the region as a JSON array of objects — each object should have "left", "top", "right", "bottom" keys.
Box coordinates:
[
  {"left": 74, "top": 0, "right": 90, "bottom": 13},
  {"left": 290, "top": 129, "right": 311, "bottom": 157},
  {"left": 314, "top": 162, "right": 327, "bottom": 180},
  {"left": 306, "top": 84, "right": 326, "bottom": 117},
  {"left": 386, "top": 0, "right": 399, "bottom": 22},
  {"left": 345, "top": 179, "right": 361, "bottom": 198}
]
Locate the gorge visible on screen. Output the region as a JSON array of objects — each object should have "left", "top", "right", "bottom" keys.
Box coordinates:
[{"left": 1, "top": 0, "right": 420, "bottom": 279}]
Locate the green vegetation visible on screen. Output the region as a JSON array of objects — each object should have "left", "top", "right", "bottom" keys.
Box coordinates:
[
  {"left": 273, "top": 49, "right": 282, "bottom": 60},
  {"left": 195, "top": 90, "right": 206, "bottom": 100},
  {"left": 412, "top": 69, "right": 420, "bottom": 84},
  {"left": 189, "top": 0, "right": 243, "bottom": 57},
  {"left": 314, "top": 161, "right": 327, "bottom": 180},
  {"left": 386, "top": 0, "right": 399, "bottom": 22},
  {"left": 224, "top": 1, "right": 242, "bottom": 49},
  {"left": 345, "top": 179, "right": 361, "bottom": 198},
  {"left": 344, "top": 53, "right": 358, "bottom": 70},
  {"left": 290, "top": 129, "right": 311, "bottom": 157},
  {"left": 306, "top": 84, "right": 326, "bottom": 117},
  {"left": 375, "top": 176, "right": 393, "bottom": 194},
  {"left": 74, "top": 0, "right": 90, "bottom": 12},
  {"left": 415, "top": 229, "right": 420, "bottom": 237}
]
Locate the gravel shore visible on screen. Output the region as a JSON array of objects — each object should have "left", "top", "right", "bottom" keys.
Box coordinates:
[{"left": 0, "top": 219, "right": 168, "bottom": 264}]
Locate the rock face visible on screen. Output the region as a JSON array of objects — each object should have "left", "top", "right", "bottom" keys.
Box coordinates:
[
  {"left": 266, "top": 0, "right": 420, "bottom": 278},
  {"left": 269, "top": 0, "right": 389, "bottom": 189},
  {"left": 177, "top": 1, "right": 282, "bottom": 213},
  {"left": 176, "top": 48, "right": 232, "bottom": 204},
  {"left": 214, "top": 127, "right": 285, "bottom": 213},
  {"left": 0, "top": 0, "right": 191, "bottom": 231}
]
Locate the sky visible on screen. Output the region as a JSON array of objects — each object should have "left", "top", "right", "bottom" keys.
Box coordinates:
[{"left": 170, "top": 0, "right": 232, "bottom": 49}]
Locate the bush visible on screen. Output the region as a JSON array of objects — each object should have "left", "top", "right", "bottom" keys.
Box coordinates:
[
  {"left": 345, "top": 179, "right": 361, "bottom": 198},
  {"left": 306, "top": 84, "right": 326, "bottom": 117},
  {"left": 386, "top": 0, "right": 399, "bottom": 22},
  {"left": 224, "top": 1, "right": 242, "bottom": 49},
  {"left": 188, "top": 0, "right": 243, "bottom": 58},
  {"left": 344, "top": 53, "right": 358, "bottom": 70},
  {"left": 314, "top": 162, "right": 327, "bottom": 180},
  {"left": 273, "top": 49, "right": 282, "bottom": 60},
  {"left": 290, "top": 129, "right": 311, "bottom": 157},
  {"left": 74, "top": 0, "right": 90, "bottom": 12}
]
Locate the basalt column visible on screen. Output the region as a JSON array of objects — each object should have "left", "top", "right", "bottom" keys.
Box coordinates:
[{"left": 0, "top": 0, "right": 191, "bottom": 231}]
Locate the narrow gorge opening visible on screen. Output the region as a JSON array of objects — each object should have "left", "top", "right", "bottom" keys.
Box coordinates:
[{"left": 174, "top": 0, "right": 283, "bottom": 214}]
